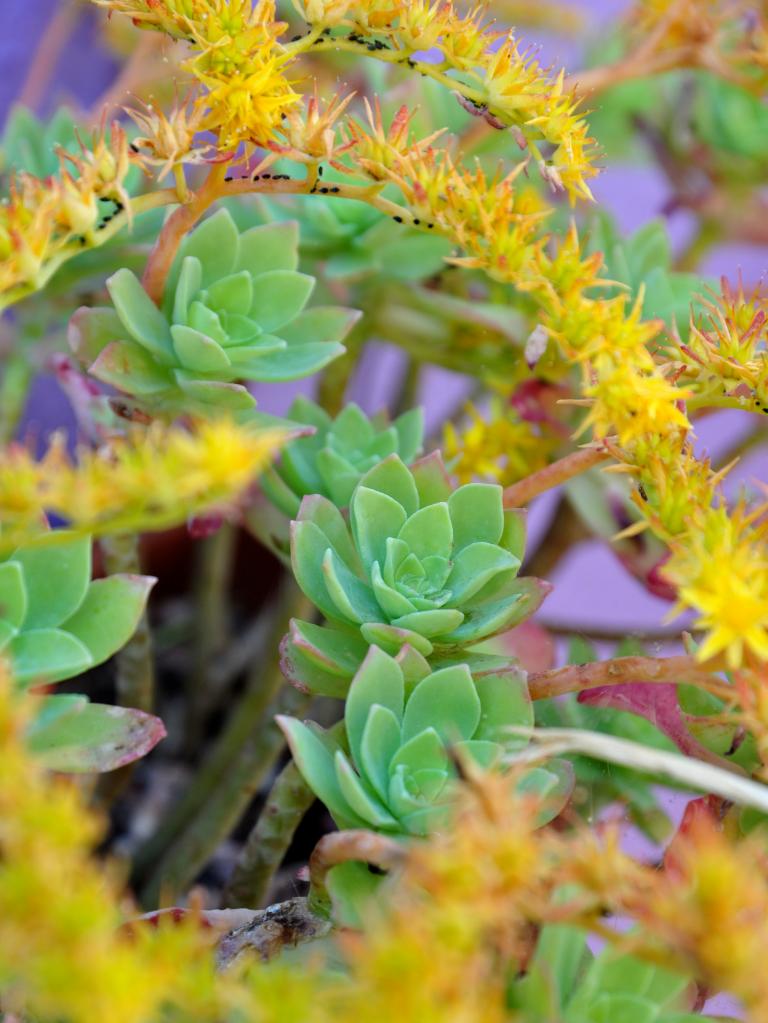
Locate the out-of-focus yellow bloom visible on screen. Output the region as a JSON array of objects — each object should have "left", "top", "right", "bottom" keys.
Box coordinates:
[
  {"left": 0, "top": 120, "right": 131, "bottom": 307},
  {"left": 0, "top": 419, "right": 286, "bottom": 549},
  {"left": 443, "top": 402, "right": 553, "bottom": 486}
]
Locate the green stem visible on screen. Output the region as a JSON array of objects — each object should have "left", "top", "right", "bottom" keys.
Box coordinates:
[
  {"left": 100, "top": 533, "right": 155, "bottom": 713},
  {"left": 139, "top": 683, "right": 309, "bottom": 909},
  {"left": 185, "top": 522, "right": 237, "bottom": 752},
  {"left": 130, "top": 577, "right": 311, "bottom": 894},
  {"left": 223, "top": 722, "right": 345, "bottom": 910},
  {"left": 0, "top": 352, "right": 33, "bottom": 446}
]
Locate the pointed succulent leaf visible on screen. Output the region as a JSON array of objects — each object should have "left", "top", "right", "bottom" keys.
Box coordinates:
[
  {"left": 0, "top": 561, "right": 27, "bottom": 629},
  {"left": 171, "top": 325, "right": 231, "bottom": 372},
  {"left": 107, "top": 268, "right": 174, "bottom": 363},
  {"left": 448, "top": 483, "right": 504, "bottom": 550},
  {"left": 237, "top": 342, "right": 345, "bottom": 381},
  {"left": 410, "top": 451, "right": 453, "bottom": 506},
  {"left": 236, "top": 221, "right": 299, "bottom": 276},
  {"left": 398, "top": 502, "right": 453, "bottom": 561},
  {"left": 360, "top": 703, "right": 402, "bottom": 801},
  {"left": 172, "top": 256, "right": 203, "bottom": 324},
  {"left": 390, "top": 608, "right": 464, "bottom": 638},
  {"left": 402, "top": 663, "right": 481, "bottom": 744},
  {"left": 26, "top": 698, "right": 166, "bottom": 773},
  {"left": 12, "top": 533, "right": 91, "bottom": 629},
  {"left": 291, "top": 522, "right": 341, "bottom": 621},
  {"left": 180, "top": 207, "right": 238, "bottom": 286},
  {"left": 389, "top": 728, "right": 449, "bottom": 785},
  {"left": 444, "top": 579, "right": 551, "bottom": 644},
  {"left": 280, "top": 624, "right": 366, "bottom": 699},
  {"left": 316, "top": 448, "right": 363, "bottom": 507},
  {"left": 288, "top": 395, "right": 333, "bottom": 431},
  {"left": 90, "top": 341, "right": 174, "bottom": 396},
  {"left": 446, "top": 542, "right": 520, "bottom": 603},
  {"left": 187, "top": 300, "right": 228, "bottom": 345},
  {"left": 360, "top": 621, "right": 434, "bottom": 658},
  {"left": 393, "top": 408, "right": 425, "bottom": 463},
  {"left": 475, "top": 669, "right": 532, "bottom": 746},
  {"left": 61, "top": 575, "right": 154, "bottom": 665},
  {"left": 280, "top": 306, "right": 361, "bottom": 346},
  {"left": 68, "top": 306, "right": 124, "bottom": 363},
  {"left": 250, "top": 271, "right": 315, "bottom": 333},
  {"left": 500, "top": 507, "right": 527, "bottom": 561},
  {"left": 351, "top": 486, "right": 408, "bottom": 571},
  {"left": 277, "top": 716, "right": 367, "bottom": 828},
  {"left": 175, "top": 376, "right": 256, "bottom": 410},
  {"left": 370, "top": 561, "right": 416, "bottom": 619},
  {"left": 334, "top": 750, "right": 399, "bottom": 827},
  {"left": 322, "top": 548, "right": 381, "bottom": 624},
  {"left": 359, "top": 456, "right": 419, "bottom": 516},
  {"left": 299, "top": 495, "right": 360, "bottom": 570},
  {"left": 11, "top": 628, "right": 93, "bottom": 687},
  {"left": 286, "top": 619, "right": 369, "bottom": 679},
  {"left": 345, "top": 645, "right": 405, "bottom": 766},
  {"left": 454, "top": 739, "right": 501, "bottom": 769},
  {"left": 206, "top": 270, "right": 253, "bottom": 316}
]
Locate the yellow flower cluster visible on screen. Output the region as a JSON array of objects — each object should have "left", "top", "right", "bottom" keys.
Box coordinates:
[
  {"left": 93, "top": 0, "right": 302, "bottom": 151},
  {"left": 0, "top": 419, "right": 285, "bottom": 549},
  {"left": 443, "top": 402, "right": 553, "bottom": 487},
  {"left": 298, "top": 0, "right": 597, "bottom": 202},
  {"left": 674, "top": 280, "right": 768, "bottom": 413},
  {"left": 0, "top": 119, "right": 131, "bottom": 309}
]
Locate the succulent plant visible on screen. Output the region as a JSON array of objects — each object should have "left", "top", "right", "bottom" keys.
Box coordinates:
[
  {"left": 279, "top": 644, "right": 571, "bottom": 836},
  {"left": 0, "top": 531, "right": 163, "bottom": 772},
  {"left": 512, "top": 920, "right": 707, "bottom": 1023},
  {"left": 69, "top": 208, "right": 359, "bottom": 418},
  {"left": 282, "top": 452, "right": 550, "bottom": 696},
  {"left": 279, "top": 645, "right": 571, "bottom": 926},
  {"left": 260, "top": 396, "right": 424, "bottom": 518}
]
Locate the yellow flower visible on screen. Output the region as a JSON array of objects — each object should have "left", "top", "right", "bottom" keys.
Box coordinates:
[
  {"left": 0, "top": 419, "right": 286, "bottom": 549},
  {"left": 583, "top": 361, "right": 691, "bottom": 445},
  {"left": 443, "top": 403, "right": 552, "bottom": 486}
]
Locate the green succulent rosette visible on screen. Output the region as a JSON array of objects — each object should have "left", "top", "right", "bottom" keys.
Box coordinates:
[
  {"left": 69, "top": 208, "right": 359, "bottom": 417},
  {"left": 279, "top": 645, "right": 572, "bottom": 925},
  {"left": 0, "top": 531, "right": 164, "bottom": 773},
  {"left": 512, "top": 914, "right": 707, "bottom": 1023},
  {"left": 260, "top": 396, "right": 424, "bottom": 519},
  {"left": 282, "top": 452, "right": 551, "bottom": 696}
]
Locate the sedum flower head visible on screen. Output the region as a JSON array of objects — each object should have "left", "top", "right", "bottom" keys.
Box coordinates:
[
  {"left": 283, "top": 452, "right": 550, "bottom": 695},
  {"left": 278, "top": 644, "right": 560, "bottom": 837},
  {"left": 261, "top": 396, "right": 424, "bottom": 518},
  {"left": 70, "top": 208, "right": 357, "bottom": 417}
]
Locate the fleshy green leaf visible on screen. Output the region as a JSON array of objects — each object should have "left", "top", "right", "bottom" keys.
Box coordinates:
[
  {"left": 61, "top": 575, "right": 154, "bottom": 665},
  {"left": 107, "top": 268, "right": 174, "bottom": 363},
  {"left": 181, "top": 208, "right": 238, "bottom": 286},
  {"left": 250, "top": 271, "right": 315, "bottom": 333},
  {"left": 171, "top": 325, "right": 231, "bottom": 372},
  {"left": 27, "top": 698, "right": 166, "bottom": 772},
  {"left": 237, "top": 221, "right": 299, "bottom": 276},
  {"left": 0, "top": 561, "right": 27, "bottom": 629},
  {"left": 345, "top": 645, "right": 404, "bottom": 765},
  {"left": 402, "top": 663, "right": 481, "bottom": 743},
  {"left": 322, "top": 548, "right": 381, "bottom": 624},
  {"left": 12, "top": 533, "right": 91, "bottom": 629},
  {"left": 11, "top": 628, "right": 93, "bottom": 687},
  {"left": 351, "top": 486, "right": 408, "bottom": 571},
  {"left": 448, "top": 483, "right": 504, "bottom": 550},
  {"left": 360, "top": 456, "right": 419, "bottom": 517},
  {"left": 475, "top": 669, "right": 532, "bottom": 746},
  {"left": 398, "top": 502, "right": 453, "bottom": 561},
  {"left": 390, "top": 608, "right": 464, "bottom": 638},
  {"left": 277, "top": 716, "right": 366, "bottom": 827},
  {"left": 335, "top": 750, "right": 399, "bottom": 827},
  {"left": 360, "top": 703, "right": 402, "bottom": 801}
]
